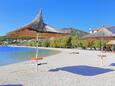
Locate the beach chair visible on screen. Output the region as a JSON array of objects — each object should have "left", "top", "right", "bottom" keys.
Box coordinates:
[{"left": 31, "top": 57, "right": 47, "bottom": 66}]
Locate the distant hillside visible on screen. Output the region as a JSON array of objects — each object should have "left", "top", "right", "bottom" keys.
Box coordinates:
[{"left": 60, "top": 28, "right": 88, "bottom": 37}]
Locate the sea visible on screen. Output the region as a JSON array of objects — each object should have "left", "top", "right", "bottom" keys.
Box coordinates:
[{"left": 0, "top": 46, "right": 59, "bottom": 66}]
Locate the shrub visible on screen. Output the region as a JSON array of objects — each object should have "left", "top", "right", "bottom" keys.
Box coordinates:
[
  {"left": 61, "top": 36, "right": 72, "bottom": 48},
  {"left": 41, "top": 40, "right": 49, "bottom": 47},
  {"left": 80, "top": 40, "right": 89, "bottom": 49},
  {"left": 71, "top": 35, "right": 79, "bottom": 48},
  {"left": 49, "top": 37, "right": 61, "bottom": 48}
]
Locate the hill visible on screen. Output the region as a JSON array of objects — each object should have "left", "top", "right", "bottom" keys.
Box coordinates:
[{"left": 60, "top": 28, "right": 88, "bottom": 37}]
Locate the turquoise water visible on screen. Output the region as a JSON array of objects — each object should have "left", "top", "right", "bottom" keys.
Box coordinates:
[{"left": 0, "top": 46, "right": 59, "bottom": 66}]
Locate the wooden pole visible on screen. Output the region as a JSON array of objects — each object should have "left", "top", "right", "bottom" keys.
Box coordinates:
[{"left": 36, "top": 32, "right": 39, "bottom": 72}]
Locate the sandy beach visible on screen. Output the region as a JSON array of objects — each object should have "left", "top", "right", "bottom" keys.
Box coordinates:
[{"left": 0, "top": 47, "right": 115, "bottom": 86}]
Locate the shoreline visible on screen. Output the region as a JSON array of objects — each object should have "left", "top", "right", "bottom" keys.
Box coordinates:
[
  {"left": 0, "top": 46, "right": 63, "bottom": 68},
  {"left": 0, "top": 47, "right": 115, "bottom": 86}
]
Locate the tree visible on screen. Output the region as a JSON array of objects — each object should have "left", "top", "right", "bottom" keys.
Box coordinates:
[
  {"left": 41, "top": 40, "right": 49, "bottom": 47},
  {"left": 71, "top": 35, "right": 79, "bottom": 48},
  {"left": 80, "top": 40, "right": 89, "bottom": 49},
  {"left": 30, "top": 40, "right": 36, "bottom": 46},
  {"left": 49, "top": 37, "right": 61, "bottom": 48},
  {"left": 61, "top": 36, "right": 72, "bottom": 48},
  {"left": 87, "top": 41, "right": 94, "bottom": 50}
]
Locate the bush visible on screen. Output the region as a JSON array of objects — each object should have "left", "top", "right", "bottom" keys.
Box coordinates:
[
  {"left": 71, "top": 35, "right": 79, "bottom": 48},
  {"left": 49, "top": 37, "right": 61, "bottom": 48},
  {"left": 41, "top": 40, "right": 49, "bottom": 47},
  {"left": 61, "top": 36, "right": 72, "bottom": 48},
  {"left": 93, "top": 40, "right": 100, "bottom": 48},
  {"left": 80, "top": 40, "right": 89, "bottom": 48}
]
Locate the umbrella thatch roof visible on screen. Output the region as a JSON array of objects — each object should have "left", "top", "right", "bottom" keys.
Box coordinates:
[
  {"left": 82, "top": 28, "right": 115, "bottom": 39},
  {"left": 29, "top": 9, "right": 60, "bottom": 33}
]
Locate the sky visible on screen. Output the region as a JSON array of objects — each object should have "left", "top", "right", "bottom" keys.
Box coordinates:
[{"left": 0, "top": 0, "right": 115, "bottom": 36}]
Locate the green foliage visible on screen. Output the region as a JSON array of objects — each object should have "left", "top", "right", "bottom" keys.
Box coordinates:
[
  {"left": 0, "top": 36, "right": 8, "bottom": 42},
  {"left": 49, "top": 37, "right": 61, "bottom": 48},
  {"left": 21, "top": 40, "right": 36, "bottom": 46},
  {"left": 38, "top": 41, "right": 42, "bottom": 47},
  {"left": 61, "top": 36, "right": 72, "bottom": 48},
  {"left": 0, "top": 35, "right": 110, "bottom": 50},
  {"left": 47, "top": 35, "right": 79, "bottom": 48},
  {"left": 88, "top": 41, "right": 94, "bottom": 47},
  {"left": 71, "top": 35, "right": 79, "bottom": 48},
  {"left": 0, "top": 36, "right": 33, "bottom": 45},
  {"left": 29, "top": 40, "right": 36, "bottom": 46},
  {"left": 103, "top": 40, "right": 108, "bottom": 46},
  {"left": 80, "top": 40, "right": 89, "bottom": 47},
  {"left": 93, "top": 40, "right": 100, "bottom": 48},
  {"left": 49, "top": 38, "right": 56, "bottom": 47},
  {"left": 41, "top": 40, "right": 49, "bottom": 47}
]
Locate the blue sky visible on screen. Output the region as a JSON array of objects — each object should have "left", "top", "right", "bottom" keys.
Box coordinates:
[{"left": 0, "top": 0, "right": 115, "bottom": 36}]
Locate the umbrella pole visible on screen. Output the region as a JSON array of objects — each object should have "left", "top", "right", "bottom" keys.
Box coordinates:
[
  {"left": 101, "top": 38, "right": 104, "bottom": 52},
  {"left": 36, "top": 32, "right": 39, "bottom": 72}
]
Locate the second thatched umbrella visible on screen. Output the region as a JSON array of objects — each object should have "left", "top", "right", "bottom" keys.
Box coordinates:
[{"left": 82, "top": 27, "right": 115, "bottom": 51}]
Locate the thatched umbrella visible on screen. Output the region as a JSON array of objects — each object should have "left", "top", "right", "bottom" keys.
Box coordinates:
[
  {"left": 82, "top": 27, "right": 115, "bottom": 66},
  {"left": 30, "top": 9, "right": 60, "bottom": 33},
  {"left": 82, "top": 27, "right": 115, "bottom": 51},
  {"left": 29, "top": 9, "right": 61, "bottom": 71}
]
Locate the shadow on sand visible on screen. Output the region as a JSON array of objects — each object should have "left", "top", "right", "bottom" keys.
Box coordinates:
[
  {"left": 110, "top": 63, "right": 115, "bottom": 66},
  {"left": 49, "top": 65, "right": 113, "bottom": 76}
]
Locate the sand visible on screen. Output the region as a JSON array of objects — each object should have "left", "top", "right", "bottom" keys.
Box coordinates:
[{"left": 0, "top": 47, "right": 115, "bottom": 86}]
